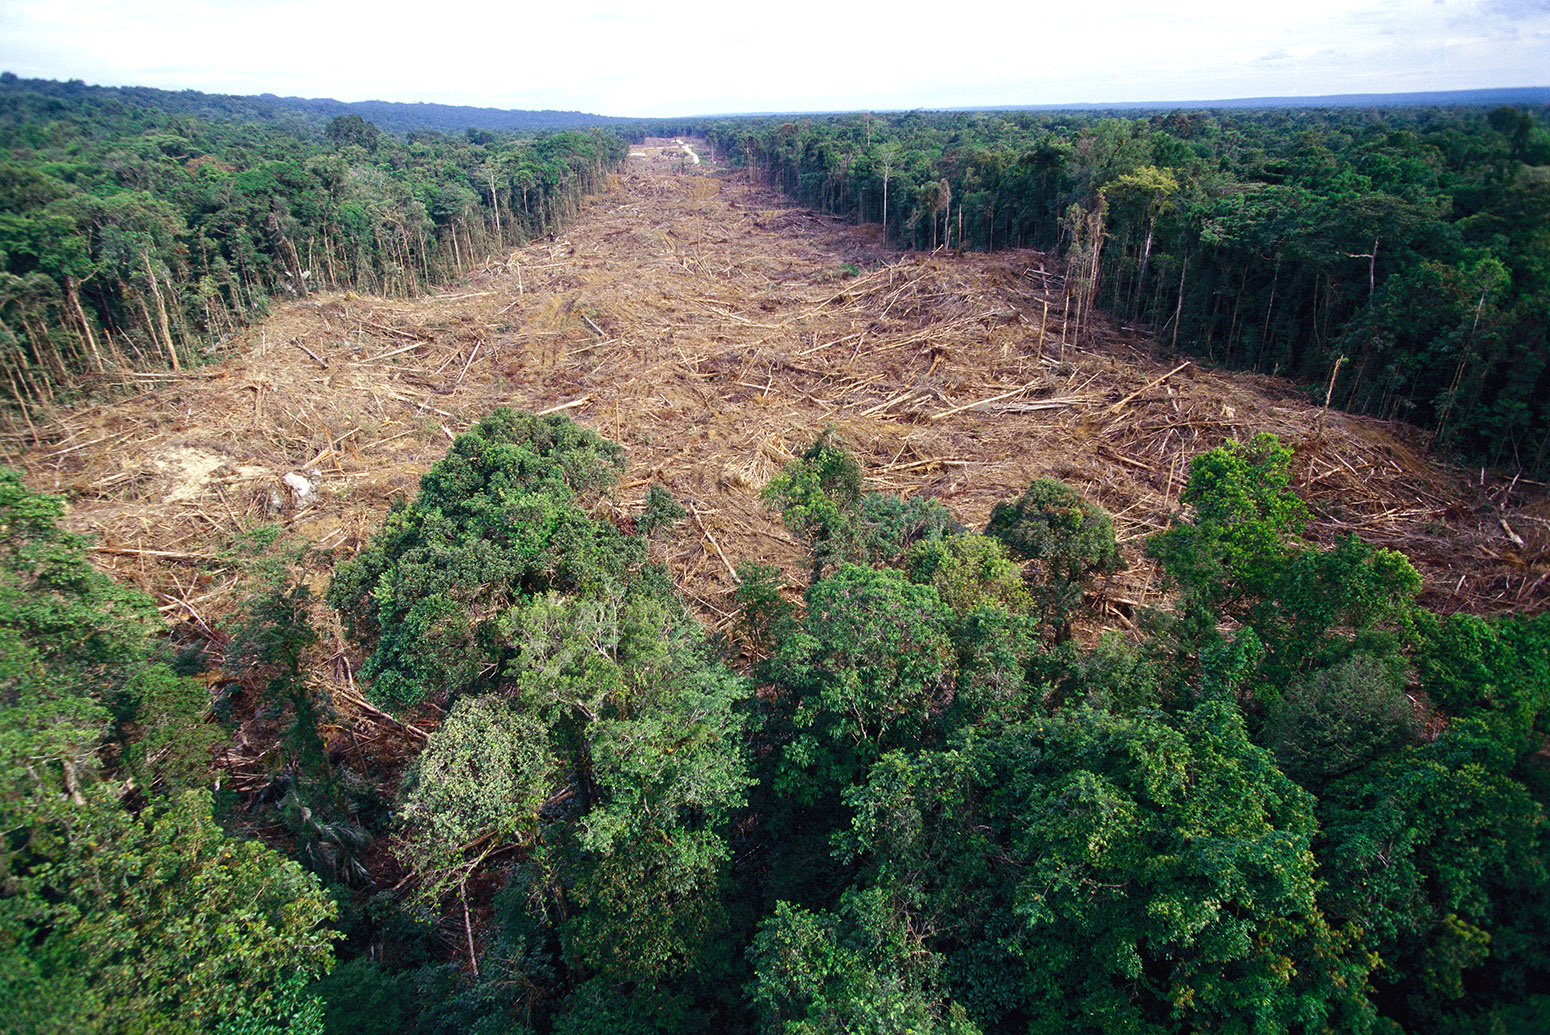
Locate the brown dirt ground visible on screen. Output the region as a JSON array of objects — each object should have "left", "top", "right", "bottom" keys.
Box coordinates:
[{"left": 6, "top": 147, "right": 1548, "bottom": 666}]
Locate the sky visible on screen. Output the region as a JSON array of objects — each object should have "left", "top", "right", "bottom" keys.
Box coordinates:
[{"left": 0, "top": 0, "right": 1546, "bottom": 117}]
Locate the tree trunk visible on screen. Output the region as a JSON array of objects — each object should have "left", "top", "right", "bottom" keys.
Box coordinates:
[
  {"left": 488, "top": 170, "right": 503, "bottom": 242},
  {"left": 267, "top": 206, "right": 308, "bottom": 299},
  {"left": 140, "top": 250, "right": 180, "bottom": 372},
  {"left": 4, "top": 365, "right": 39, "bottom": 441},
  {"left": 1133, "top": 220, "right": 1154, "bottom": 318},
  {"left": 1172, "top": 257, "right": 1186, "bottom": 354},
  {"left": 881, "top": 165, "right": 890, "bottom": 233},
  {"left": 1260, "top": 262, "right": 1280, "bottom": 369},
  {"left": 64, "top": 274, "right": 104, "bottom": 371}
]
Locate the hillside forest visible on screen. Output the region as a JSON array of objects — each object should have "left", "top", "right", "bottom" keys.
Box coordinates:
[
  {"left": 2, "top": 77, "right": 1550, "bottom": 1035},
  {"left": 695, "top": 105, "right": 1550, "bottom": 475}
]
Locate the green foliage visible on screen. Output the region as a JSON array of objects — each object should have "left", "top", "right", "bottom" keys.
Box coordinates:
[
  {"left": 904, "top": 533, "right": 1029, "bottom": 616},
  {"left": 748, "top": 896, "right": 982, "bottom": 1035},
  {"left": 763, "top": 431, "right": 956, "bottom": 581},
  {"left": 1149, "top": 435, "right": 1421, "bottom": 686},
  {"left": 1318, "top": 720, "right": 1547, "bottom": 1029},
  {"left": 1250, "top": 534, "right": 1422, "bottom": 683},
  {"left": 1149, "top": 433, "right": 1309, "bottom": 622},
  {"left": 765, "top": 564, "right": 955, "bottom": 803},
  {"left": 637, "top": 482, "right": 688, "bottom": 538},
  {"left": 1415, "top": 611, "right": 1550, "bottom": 758},
  {"left": 0, "top": 77, "right": 628, "bottom": 410},
  {"left": 841, "top": 702, "right": 1376, "bottom": 1034},
  {"left": 1, "top": 789, "right": 337, "bottom": 1035},
  {"left": 733, "top": 560, "right": 793, "bottom": 657},
  {"left": 1263, "top": 652, "right": 1420, "bottom": 790},
  {"left": 118, "top": 661, "right": 225, "bottom": 793},
  {"left": 223, "top": 569, "right": 376, "bottom": 888},
  {"left": 538, "top": 639, "right": 751, "bottom": 985},
  {"left": 330, "top": 410, "right": 751, "bottom": 1007},
  {"left": 984, "top": 479, "right": 1124, "bottom": 640},
  {"left": 905, "top": 534, "right": 1045, "bottom": 725},
  {"left": 327, "top": 409, "right": 631, "bottom": 708},
  {"left": 0, "top": 467, "right": 159, "bottom": 709},
  {"left": 1068, "top": 631, "right": 1166, "bottom": 713},
  {"left": 0, "top": 468, "right": 338, "bottom": 1034},
  {"left": 311, "top": 957, "right": 416, "bottom": 1035},
  {"left": 397, "top": 695, "right": 553, "bottom": 908},
  {"left": 224, "top": 577, "right": 325, "bottom": 773},
  {"left": 985, "top": 478, "right": 1124, "bottom": 583}
]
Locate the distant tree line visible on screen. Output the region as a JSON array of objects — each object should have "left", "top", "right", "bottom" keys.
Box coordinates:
[
  {"left": 0, "top": 75, "right": 626, "bottom": 418},
  {"left": 698, "top": 105, "right": 1550, "bottom": 474},
  {"left": 0, "top": 74, "right": 635, "bottom": 137}
]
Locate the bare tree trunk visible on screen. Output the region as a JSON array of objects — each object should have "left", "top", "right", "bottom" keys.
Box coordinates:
[
  {"left": 267, "top": 206, "right": 308, "bottom": 299},
  {"left": 64, "top": 275, "right": 104, "bottom": 371},
  {"left": 1260, "top": 262, "right": 1280, "bottom": 367},
  {"left": 1059, "top": 292, "right": 1070, "bottom": 360},
  {"left": 140, "top": 251, "right": 180, "bottom": 372},
  {"left": 1037, "top": 298, "right": 1049, "bottom": 361},
  {"left": 1172, "top": 257, "right": 1186, "bottom": 354},
  {"left": 1132, "top": 221, "right": 1154, "bottom": 318},
  {"left": 488, "top": 170, "right": 503, "bottom": 242},
  {"left": 881, "top": 162, "right": 890, "bottom": 232},
  {"left": 460, "top": 880, "right": 480, "bottom": 979},
  {"left": 5, "top": 366, "right": 39, "bottom": 442}
]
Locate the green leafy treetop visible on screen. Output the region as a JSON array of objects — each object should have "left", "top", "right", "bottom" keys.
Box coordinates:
[
  {"left": 763, "top": 431, "right": 957, "bottom": 583},
  {"left": 985, "top": 478, "right": 1125, "bottom": 642},
  {"left": 327, "top": 409, "right": 631, "bottom": 709},
  {"left": 329, "top": 411, "right": 752, "bottom": 1006},
  {"left": 1148, "top": 433, "right": 1308, "bottom": 627},
  {"left": 0, "top": 468, "right": 337, "bottom": 1035},
  {"left": 1148, "top": 434, "right": 1421, "bottom": 688},
  {"left": 839, "top": 701, "right": 1378, "bottom": 1035}
]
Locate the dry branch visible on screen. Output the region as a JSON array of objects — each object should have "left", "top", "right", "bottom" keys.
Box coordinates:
[
  {"left": 1103, "top": 361, "right": 1191, "bottom": 415},
  {"left": 290, "top": 340, "right": 329, "bottom": 370},
  {"left": 93, "top": 546, "right": 219, "bottom": 562},
  {"left": 537, "top": 397, "right": 590, "bottom": 415}
]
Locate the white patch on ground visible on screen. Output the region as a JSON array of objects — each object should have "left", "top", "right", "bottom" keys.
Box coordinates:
[{"left": 149, "top": 446, "right": 268, "bottom": 502}]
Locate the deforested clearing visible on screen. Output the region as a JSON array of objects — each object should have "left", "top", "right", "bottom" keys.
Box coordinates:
[{"left": 8, "top": 151, "right": 1545, "bottom": 639}]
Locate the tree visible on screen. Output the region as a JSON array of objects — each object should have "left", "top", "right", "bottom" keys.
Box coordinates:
[
  {"left": 397, "top": 694, "right": 554, "bottom": 952},
  {"left": 325, "top": 114, "right": 379, "bottom": 153},
  {"left": 764, "top": 564, "right": 955, "bottom": 805},
  {"left": 329, "top": 411, "right": 752, "bottom": 1006},
  {"left": 985, "top": 478, "right": 1124, "bottom": 642},
  {"left": 1100, "top": 165, "right": 1180, "bottom": 317},
  {"left": 1149, "top": 434, "right": 1420, "bottom": 686},
  {"left": 763, "top": 431, "right": 956, "bottom": 583},
  {"left": 1262, "top": 652, "right": 1419, "bottom": 791},
  {"left": 0, "top": 468, "right": 337, "bottom": 1034},
  {"left": 841, "top": 702, "right": 1377, "bottom": 1034},
  {"left": 327, "top": 409, "right": 631, "bottom": 709},
  {"left": 1318, "top": 719, "right": 1546, "bottom": 1030},
  {"left": 749, "top": 895, "right": 982, "bottom": 1035}
]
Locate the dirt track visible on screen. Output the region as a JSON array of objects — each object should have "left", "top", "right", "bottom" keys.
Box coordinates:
[{"left": 7, "top": 149, "right": 1547, "bottom": 643}]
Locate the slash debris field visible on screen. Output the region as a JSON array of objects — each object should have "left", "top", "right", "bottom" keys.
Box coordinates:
[{"left": 7, "top": 149, "right": 1547, "bottom": 665}]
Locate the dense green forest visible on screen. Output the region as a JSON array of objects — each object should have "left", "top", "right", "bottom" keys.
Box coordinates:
[
  {"left": 0, "top": 76, "right": 625, "bottom": 415},
  {"left": 697, "top": 104, "right": 1550, "bottom": 474},
  {"left": 5, "top": 414, "right": 1547, "bottom": 1033}
]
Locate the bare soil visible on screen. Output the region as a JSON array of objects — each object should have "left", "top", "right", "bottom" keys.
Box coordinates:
[{"left": 7, "top": 150, "right": 1548, "bottom": 654}]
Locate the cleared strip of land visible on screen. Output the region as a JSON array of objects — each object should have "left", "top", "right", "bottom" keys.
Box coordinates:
[{"left": 9, "top": 153, "right": 1545, "bottom": 643}]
